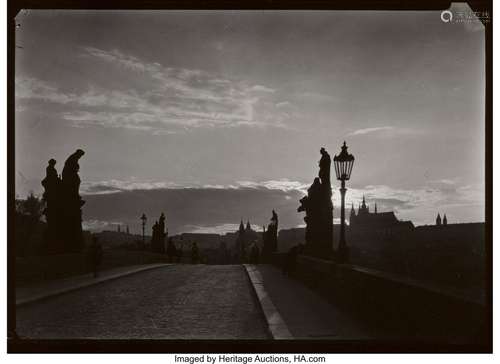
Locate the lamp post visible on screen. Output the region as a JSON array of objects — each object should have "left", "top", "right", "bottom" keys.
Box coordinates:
[
  {"left": 140, "top": 213, "right": 147, "bottom": 248},
  {"left": 333, "top": 141, "right": 355, "bottom": 263}
]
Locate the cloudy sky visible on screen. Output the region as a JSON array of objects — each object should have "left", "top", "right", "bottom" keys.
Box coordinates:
[{"left": 15, "top": 8, "right": 485, "bottom": 234}]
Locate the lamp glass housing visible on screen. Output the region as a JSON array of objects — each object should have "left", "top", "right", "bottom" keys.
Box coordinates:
[{"left": 333, "top": 142, "right": 355, "bottom": 181}]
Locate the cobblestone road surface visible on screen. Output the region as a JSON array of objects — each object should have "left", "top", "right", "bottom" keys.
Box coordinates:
[{"left": 16, "top": 265, "right": 270, "bottom": 339}]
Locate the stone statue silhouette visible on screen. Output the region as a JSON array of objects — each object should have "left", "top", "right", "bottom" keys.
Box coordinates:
[
  {"left": 158, "top": 213, "right": 166, "bottom": 253},
  {"left": 41, "top": 159, "right": 62, "bottom": 252},
  {"left": 42, "top": 159, "right": 59, "bottom": 187},
  {"left": 159, "top": 213, "right": 166, "bottom": 236},
  {"left": 309, "top": 177, "right": 322, "bottom": 199},
  {"left": 262, "top": 209, "right": 279, "bottom": 260},
  {"left": 151, "top": 221, "right": 159, "bottom": 251},
  {"left": 319, "top": 147, "right": 330, "bottom": 183},
  {"left": 41, "top": 159, "right": 60, "bottom": 208},
  {"left": 42, "top": 149, "right": 86, "bottom": 253},
  {"left": 272, "top": 209, "right": 278, "bottom": 225},
  {"left": 151, "top": 213, "right": 167, "bottom": 253},
  {"left": 62, "top": 149, "right": 85, "bottom": 205},
  {"left": 298, "top": 148, "right": 334, "bottom": 258},
  {"left": 319, "top": 147, "right": 332, "bottom": 198}
]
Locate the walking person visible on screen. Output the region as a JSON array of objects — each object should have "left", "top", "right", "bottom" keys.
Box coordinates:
[
  {"left": 166, "top": 237, "right": 177, "bottom": 263},
  {"left": 191, "top": 242, "right": 200, "bottom": 264},
  {"left": 176, "top": 243, "right": 183, "bottom": 263},
  {"left": 88, "top": 236, "right": 103, "bottom": 278},
  {"left": 283, "top": 245, "right": 298, "bottom": 276}
]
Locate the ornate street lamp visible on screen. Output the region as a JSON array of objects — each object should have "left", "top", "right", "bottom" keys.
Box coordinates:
[
  {"left": 333, "top": 141, "right": 355, "bottom": 263},
  {"left": 140, "top": 213, "right": 147, "bottom": 248}
]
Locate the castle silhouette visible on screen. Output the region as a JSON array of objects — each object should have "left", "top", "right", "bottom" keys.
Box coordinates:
[{"left": 349, "top": 195, "right": 414, "bottom": 230}]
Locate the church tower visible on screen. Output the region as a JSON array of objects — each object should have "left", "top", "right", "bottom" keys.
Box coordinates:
[
  {"left": 436, "top": 213, "right": 442, "bottom": 226},
  {"left": 350, "top": 203, "right": 356, "bottom": 225},
  {"left": 359, "top": 195, "right": 369, "bottom": 215},
  {"left": 443, "top": 214, "right": 447, "bottom": 226},
  {"left": 375, "top": 203, "right": 378, "bottom": 214},
  {"left": 236, "top": 219, "right": 247, "bottom": 262},
  {"left": 246, "top": 220, "right": 251, "bottom": 231}
]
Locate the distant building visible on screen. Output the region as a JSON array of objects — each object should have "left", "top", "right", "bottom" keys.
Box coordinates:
[
  {"left": 349, "top": 196, "right": 414, "bottom": 231},
  {"left": 94, "top": 230, "right": 143, "bottom": 249},
  {"left": 436, "top": 213, "right": 442, "bottom": 226},
  {"left": 172, "top": 233, "right": 222, "bottom": 250},
  {"left": 436, "top": 213, "right": 448, "bottom": 226},
  {"left": 234, "top": 219, "right": 259, "bottom": 262},
  {"left": 169, "top": 221, "right": 261, "bottom": 264}
]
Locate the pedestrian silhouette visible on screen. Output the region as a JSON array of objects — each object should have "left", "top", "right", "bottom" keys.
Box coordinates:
[
  {"left": 88, "top": 236, "right": 103, "bottom": 278},
  {"left": 283, "top": 245, "right": 299, "bottom": 276},
  {"left": 176, "top": 244, "right": 183, "bottom": 263},
  {"left": 250, "top": 243, "right": 260, "bottom": 264},
  {"left": 166, "top": 237, "right": 177, "bottom": 263},
  {"left": 191, "top": 242, "right": 200, "bottom": 264}
]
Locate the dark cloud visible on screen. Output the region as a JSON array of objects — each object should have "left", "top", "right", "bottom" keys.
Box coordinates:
[{"left": 82, "top": 186, "right": 305, "bottom": 235}]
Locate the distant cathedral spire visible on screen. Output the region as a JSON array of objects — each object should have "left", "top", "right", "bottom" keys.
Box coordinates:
[
  {"left": 375, "top": 203, "right": 378, "bottom": 214},
  {"left": 246, "top": 220, "right": 251, "bottom": 230},
  {"left": 239, "top": 219, "right": 245, "bottom": 233},
  {"left": 359, "top": 196, "right": 369, "bottom": 215},
  {"left": 443, "top": 214, "right": 447, "bottom": 226},
  {"left": 436, "top": 213, "right": 442, "bottom": 226}
]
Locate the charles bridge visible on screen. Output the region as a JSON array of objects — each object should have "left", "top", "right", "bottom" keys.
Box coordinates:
[{"left": 9, "top": 144, "right": 490, "bottom": 352}]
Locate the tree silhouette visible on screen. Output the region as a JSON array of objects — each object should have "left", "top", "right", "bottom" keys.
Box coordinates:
[{"left": 15, "top": 192, "right": 44, "bottom": 256}]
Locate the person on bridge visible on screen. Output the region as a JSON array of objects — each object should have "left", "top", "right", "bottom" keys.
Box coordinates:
[
  {"left": 250, "top": 243, "right": 260, "bottom": 264},
  {"left": 166, "top": 238, "right": 177, "bottom": 263},
  {"left": 176, "top": 243, "right": 183, "bottom": 263},
  {"left": 191, "top": 242, "right": 200, "bottom": 264},
  {"left": 283, "top": 245, "right": 299, "bottom": 276},
  {"left": 88, "top": 236, "right": 103, "bottom": 278}
]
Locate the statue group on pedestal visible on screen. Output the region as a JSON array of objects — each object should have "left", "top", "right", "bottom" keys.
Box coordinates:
[
  {"left": 297, "top": 147, "right": 334, "bottom": 257},
  {"left": 262, "top": 209, "right": 279, "bottom": 259},
  {"left": 151, "top": 212, "right": 167, "bottom": 253},
  {"left": 41, "top": 149, "right": 86, "bottom": 254}
]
